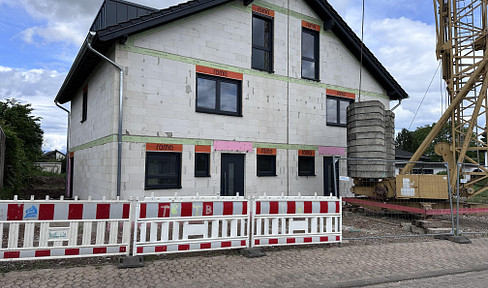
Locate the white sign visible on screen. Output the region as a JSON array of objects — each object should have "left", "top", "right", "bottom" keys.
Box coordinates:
[{"left": 48, "top": 227, "right": 69, "bottom": 241}]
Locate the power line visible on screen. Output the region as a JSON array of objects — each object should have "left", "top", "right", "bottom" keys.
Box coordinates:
[{"left": 408, "top": 62, "right": 441, "bottom": 130}]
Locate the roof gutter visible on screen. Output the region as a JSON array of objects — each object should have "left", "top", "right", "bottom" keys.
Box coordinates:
[{"left": 86, "top": 31, "right": 124, "bottom": 198}]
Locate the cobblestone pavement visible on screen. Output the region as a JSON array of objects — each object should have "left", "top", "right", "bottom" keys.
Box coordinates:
[{"left": 2, "top": 238, "right": 488, "bottom": 288}]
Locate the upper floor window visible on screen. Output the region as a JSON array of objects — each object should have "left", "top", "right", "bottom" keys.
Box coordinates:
[
  {"left": 196, "top": 73, "right": 242, "bottom": 117},
  {"left": 301, "top": 22, "right": 320, "bottom": 80},
  {"left": 252, "top": 13, "right": 273, "bottom": 72},
  {"left": 326, "top": 96, "right": 353, "bottom": 126},
  {"left": 81, "top": 86, "right": 88, "bottom": 123}
]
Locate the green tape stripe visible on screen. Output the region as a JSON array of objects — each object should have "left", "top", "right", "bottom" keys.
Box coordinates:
[
  {"left": 69, "top": 135, "right": 117, "bottom": 152},
  {"left": 70, "top": 135, "right": 322, "bottom": 153}
]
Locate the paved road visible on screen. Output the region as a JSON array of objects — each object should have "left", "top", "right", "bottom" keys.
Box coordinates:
[
  {"left": 366, "top": 270, "right": 488, "bottom": 288},
  {"left": 2, "top": 238, "right": 488, "bottom": 287}
]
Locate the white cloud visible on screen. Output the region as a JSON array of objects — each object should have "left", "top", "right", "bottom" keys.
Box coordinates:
[
  {"left": 14, "top": 0, "right": 188, "bottom": 47},
  {"left": 0, "top": 66, "right": 67, "bottom": 152}
]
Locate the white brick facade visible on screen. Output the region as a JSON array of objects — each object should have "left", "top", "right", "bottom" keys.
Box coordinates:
[{"left": 66, "top": 0, "right": 398, "bottom": 200}]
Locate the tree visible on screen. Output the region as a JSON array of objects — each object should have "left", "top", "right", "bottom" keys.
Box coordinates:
[
  {"left": 395, "top": 121, "right": 485, "bottom": 163},
  {"left": 395, "top": 122, "right": 451, "bottom": 161},
  {"left": 0, "top": 99, "right": 43, "bottom": 162},
  {"left": 0, "top": 99, "right": 43, "bottom": 198}
]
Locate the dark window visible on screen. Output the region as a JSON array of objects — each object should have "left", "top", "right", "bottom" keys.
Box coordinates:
[
  {"left": 257, "top": 155, "right": 276, "bottom": 176},
  {"left": 326, "top": 96, "right": 353, "bottom": 126},
  {"left": 195, "top": 153, "right": 210, "bottom": 177},
  {"left": 252, "top": 15, "right": 273, "bottom": 72},
  {"left": 81, "top": 88, "right": 87, "bottom": 123},
  {"left": 196, "top": 74, "right": 242, "bottom": 116},
  {"left": 301, "top": 28, "right": 319, "bottom": 80},
  {"left": 298, "top": 156, "right": 315, "bottom": 176},
  {"left": 145, "top": 152, "right": 182, "bottom": 189}
]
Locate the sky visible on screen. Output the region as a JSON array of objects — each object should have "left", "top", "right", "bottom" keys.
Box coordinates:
[{"left": 0, "top": 0, "right": 443, "bottom": 153}]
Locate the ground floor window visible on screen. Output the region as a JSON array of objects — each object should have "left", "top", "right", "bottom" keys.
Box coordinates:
[
  {"left": 257, "top": 154, "right": 276, "bottom": 176},
  {"left": 195, "top": 153, "right": 210, "bottom": 177},
  {"left": 298, "top": 156, "right": 315, "bottom": 176},
  {"left": 145, "top": 152, "right": 182, "bottom": 189}
]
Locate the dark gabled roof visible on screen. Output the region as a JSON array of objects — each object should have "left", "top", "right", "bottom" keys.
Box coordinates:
[
  {"left": 55, "top": 0, "right": 409, "bottom": 104},
  {"left": 395, "top": 149, "right": 429, "bottom": 161},
  {"left": 90, "top": 0, "right": 158, "bottom": 32}
]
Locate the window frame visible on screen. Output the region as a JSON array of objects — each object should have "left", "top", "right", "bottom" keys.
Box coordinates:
[
  {"left": 81, "top": 86, "right": 87, "bottom": 123},
  {"left": 257, "top": 154, "right": 277, "bottom": 177},
  {"left": 145, "top": 152, "right": 182, "bottom": 190},
  {"left": 298, "top": 156, "right": 315, "bottom": 176},
  {"left": 252, "top": 13, "right": 274, "bottom": 72},
  {"left": 196, "top": 73, "right": 242, "bottom": 117},
  {"left": 195, "top": 153, "right": 211, "bottom": 177},
  {"left": 301, "top": 28, "right": 320, "bottom": 81},
  {"left": 326, "top": 96, "right": 354, "bottom": 127}
]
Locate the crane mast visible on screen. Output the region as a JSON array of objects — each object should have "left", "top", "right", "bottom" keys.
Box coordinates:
[{"left": 402, "top": 0, "right": 488, "bottom": 197}]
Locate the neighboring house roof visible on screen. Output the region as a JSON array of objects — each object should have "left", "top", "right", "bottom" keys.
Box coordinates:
[
  {"left": 395, "top": 149, "right": 430, "bottom": 161},
  {"left": 55, "top": 0, "right": 409, "bottom": 104},
  {"left": 43, "top": 150, "right": 66, "bottom": 160}
]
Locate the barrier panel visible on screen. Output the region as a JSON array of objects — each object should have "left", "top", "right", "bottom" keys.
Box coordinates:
[
  {"left": 0, "top": 196, "right": 132, "bottom": 261},
  {"left": 252, "top": 195, "right": 342, "bottom": 247},
  {"left": 133, "top": 195, "right": 249, "bottom": 256}
]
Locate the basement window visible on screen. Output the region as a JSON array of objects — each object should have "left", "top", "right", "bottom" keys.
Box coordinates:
[
  {"left": 196, "top": 74, "right": 242, "bottom": 116},
  {"left": 145, "top": 152, "right": 182, "bottom": 189},
  {"left": 326, "top": 96, "right": 353, "bottom": 126}
]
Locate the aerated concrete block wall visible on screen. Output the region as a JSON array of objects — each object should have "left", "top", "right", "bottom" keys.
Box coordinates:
[{"left": 69, "top": 0, "right": 393, "bottom": 199}]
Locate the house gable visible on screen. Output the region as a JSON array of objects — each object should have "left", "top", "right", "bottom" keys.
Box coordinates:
[{"left": 55, "top": 0, "right": 408, "bottom": 104}]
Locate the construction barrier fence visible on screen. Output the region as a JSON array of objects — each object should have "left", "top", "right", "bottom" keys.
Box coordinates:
[
  {"left": 252, "top": 195, "right": 341, "bottom": 247},
  {"left": 0, "top": 196, "right": 132, "bottom": 261},
  {"left": 133, "top": 195, "right": 249, "bottom": 255},
  {"left": 0, "top": 194, "right": 342, "bottom": 261}
]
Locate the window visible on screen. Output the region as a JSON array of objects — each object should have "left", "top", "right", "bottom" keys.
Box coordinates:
[
  {"left": 195, "top": 153, "right": 210, "bottom": 177},
  {"left": 196, "top": 74, "right": 242, "bottom": 116},
  {"left": 298, "top": 156, "right": 315, "bottom": 176},
  {"left": 301, "top": 28, "right": 319, "bottom": 80},
  {"left": 252, "top": 14, "right": 273, "bottom": 72},
  {"left": 257, "top": 155, "right": 276, "bottom": 176},
  {"left": 145, "top": 152, "right": 181, "bottom": 189},
  {"left": 326, "top": 96, "right": 353, "bottom": 126},
  {"left": 81, "top": 86, "right": 87, "bottom": 122}
]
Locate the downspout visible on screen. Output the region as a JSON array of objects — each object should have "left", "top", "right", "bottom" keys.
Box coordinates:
[
  {"left": 54, "top": 100, "right": 71, "bottom": 198},
  {"left": 86, "top": 31, "right": 124, "bottom": 198},
  {"left": 391, "top": 99, "right": 402, "bottom": 111}
]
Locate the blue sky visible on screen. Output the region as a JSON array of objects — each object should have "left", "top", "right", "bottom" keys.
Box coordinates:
[{"left": 0, "top": 0, "right": 441, "bottom": 153}]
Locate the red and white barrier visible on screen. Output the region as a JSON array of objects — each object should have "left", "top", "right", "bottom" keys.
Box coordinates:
[
  {"left": 0, "top": 197, "right": 132, "bottom": 261},
  {"left": 252, "top": 195, "right": 342, "bottom": 247},
  {"left": 133, "top": 195, "right": 249, "bottom": 256}
]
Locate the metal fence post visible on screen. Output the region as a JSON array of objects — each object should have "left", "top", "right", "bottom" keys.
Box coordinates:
[
  {"left": 456, "top": 163, "right": 461, "bottom": 236},
  {"left": 445, "top": 162, "right": 455, "bottom": 235}
]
